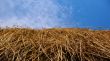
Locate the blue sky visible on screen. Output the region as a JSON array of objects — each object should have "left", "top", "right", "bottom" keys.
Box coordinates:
[{"left": 0, "top": 0, "right": 110, "bottom": 29}]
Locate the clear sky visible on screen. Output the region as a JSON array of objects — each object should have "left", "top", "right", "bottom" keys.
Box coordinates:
[{"left": 0, "top": 0, "right": 110, "bottom": 29}]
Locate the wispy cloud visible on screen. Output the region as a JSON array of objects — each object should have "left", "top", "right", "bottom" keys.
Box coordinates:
[{"left": 0, "top": 0, "right": 78, "bottom": 28}]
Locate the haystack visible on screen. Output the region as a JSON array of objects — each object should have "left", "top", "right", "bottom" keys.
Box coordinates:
[{"left": 0, "top": 28, "right": 110, "bottom": 61}]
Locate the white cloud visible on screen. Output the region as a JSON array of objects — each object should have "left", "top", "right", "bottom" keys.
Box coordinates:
[{"left": 0, "top": 0, "right": 78, "bottom": 28}]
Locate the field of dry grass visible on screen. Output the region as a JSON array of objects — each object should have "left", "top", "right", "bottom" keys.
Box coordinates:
[{"left": 0, "top": 28, "right": 110, "bottom": 61}]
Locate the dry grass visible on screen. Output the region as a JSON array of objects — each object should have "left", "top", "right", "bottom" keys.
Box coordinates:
[{"left": 0, "top": 28, "right": 110, "bottom": 61}]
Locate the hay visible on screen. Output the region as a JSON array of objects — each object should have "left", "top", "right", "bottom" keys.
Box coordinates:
[{"left": 0, "top": 28, "right": 110, "bottom": 61}]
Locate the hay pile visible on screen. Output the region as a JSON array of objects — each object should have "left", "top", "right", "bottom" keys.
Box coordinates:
[{"left": 0, "top": 28, "right": 110, "bottom": 61}]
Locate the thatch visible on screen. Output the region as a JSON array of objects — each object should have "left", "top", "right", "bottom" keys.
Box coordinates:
[{"left": 0, "top": 28, "right": 110, "bottom": 61}]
